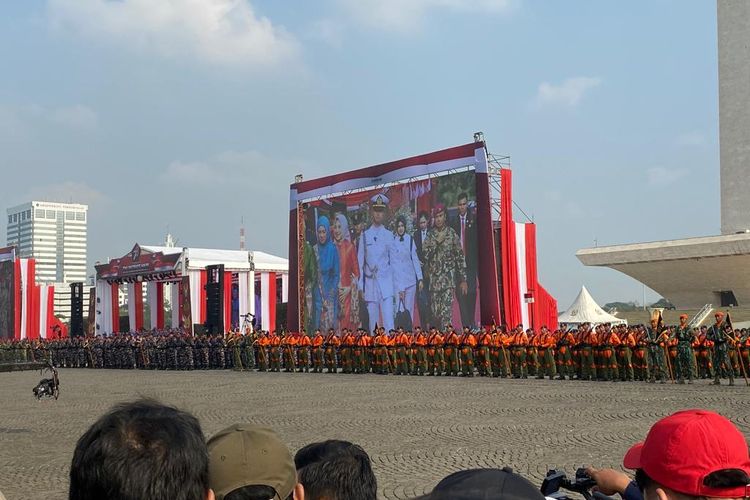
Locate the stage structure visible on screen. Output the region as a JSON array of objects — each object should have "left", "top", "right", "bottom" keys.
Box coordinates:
[
  {"left": 287, "top": 138, "right": 557, "bottom": 332},
  {"left": 0, "top": 246, "right": 63, "bottom": 339},
  {"left": 94, "top": 244, "right": 288, "bottom": 335}
]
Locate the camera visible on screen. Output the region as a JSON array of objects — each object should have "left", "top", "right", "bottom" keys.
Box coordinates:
[{"left": 541, "top": 468, "right": 612, "bottom": 500}]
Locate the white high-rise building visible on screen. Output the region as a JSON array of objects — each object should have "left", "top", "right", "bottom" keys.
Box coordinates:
[{"left": 6, "top": 201, "right": 89, "bottom": 319}]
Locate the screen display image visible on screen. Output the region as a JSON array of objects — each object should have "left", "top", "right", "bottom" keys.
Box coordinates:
[{"left": 300, "top": 170, "right": 481, "bottom": 333}]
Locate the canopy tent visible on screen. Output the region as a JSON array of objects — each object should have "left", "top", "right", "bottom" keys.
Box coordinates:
[{"left": 558, "top": 285, "right": 627, "bottom": 326}]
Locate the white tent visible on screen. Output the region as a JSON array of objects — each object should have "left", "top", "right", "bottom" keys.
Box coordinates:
[{"left": 558, "top": 286, "right": 627, "bottom": 326}]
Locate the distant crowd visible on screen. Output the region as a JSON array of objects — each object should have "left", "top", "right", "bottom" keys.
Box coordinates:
[{"left": 1, "top": 312, "right": 748, "bottom": 385}]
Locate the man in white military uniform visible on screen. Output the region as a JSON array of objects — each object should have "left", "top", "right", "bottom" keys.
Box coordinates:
[{"left": 358, "top": 194, "right": 396, "bottom": 333}]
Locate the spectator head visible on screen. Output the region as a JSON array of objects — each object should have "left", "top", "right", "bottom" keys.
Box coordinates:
[
  {"left": 69, "top": 398, "right": 212, "bottom": 500},
  {"left": 624, "top": 409, "right": 750, "bottom": 500},
  {"left": 294, "top": 440, "right": 377, "bottom": 500},
  {"left": 208, "top": 424, "right": 302, "bottom": 500},
  {"left": 415, "top": 467, "right": 545, "bottom": 500}
]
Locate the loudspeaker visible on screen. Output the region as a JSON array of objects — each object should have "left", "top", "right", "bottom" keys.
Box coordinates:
[
  {"left": 70, "top": 282, "right": 84, "bottom": 337},
  {"left": 204, "top": 265, "right": 224, "bottom": 334}
]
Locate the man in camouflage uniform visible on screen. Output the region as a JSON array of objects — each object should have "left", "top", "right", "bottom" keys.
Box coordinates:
[
  {"left": 646, "top": 319, "right": 667, "bottom": 383},
  {"left": 707, "top": 312, "right": 735, "bottom": 386},
  {"left": 673, "top": 314, "right": 696, "bottom": 384},
  {"left": 422, "top": 204, "right": 468, "bottom": 329}
]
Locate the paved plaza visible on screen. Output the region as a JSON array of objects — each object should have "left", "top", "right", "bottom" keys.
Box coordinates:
[{"left": 0, "top": 370, "right": 748, "bottom": 499}]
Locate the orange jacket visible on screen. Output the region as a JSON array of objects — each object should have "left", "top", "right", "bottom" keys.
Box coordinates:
[{"left": 414, "top": 333, "right": 428, "bottom": 346}]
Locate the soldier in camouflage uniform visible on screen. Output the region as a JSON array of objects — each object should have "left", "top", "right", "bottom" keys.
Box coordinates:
[
  {"left": 707, "top": 312, "right": 735, "bottom": 386},
  {"left": 422, "top": 204, "right": 468, "bottom": 329},
  {"left": 673, "top": 314, "right": 696, "bottom": 384}
]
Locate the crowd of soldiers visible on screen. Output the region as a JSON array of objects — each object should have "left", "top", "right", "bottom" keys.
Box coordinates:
[{"left": 1, "top": 313, "right": 748, "bottom": 385}]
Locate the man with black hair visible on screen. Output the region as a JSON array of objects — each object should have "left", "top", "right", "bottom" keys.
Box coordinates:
[
  {"left": 294, "top": 440, "right": 377, "bottom": 500},
  {"left": 69, "top": 398, "right": 214, "bottom": 500},
  {"left": 449, "top": 192, "right": 478, "bottom": 329}
]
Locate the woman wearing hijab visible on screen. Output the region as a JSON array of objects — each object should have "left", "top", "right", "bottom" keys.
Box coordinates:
[
  {"left": 392, "top": 215, "right": 423, "bottom": 328},
  {"left": 332, "top": 213, "right": 360, "bottom": 331},
  {"left": 313, "top": 216, "right": 340, "bottom": 331}
]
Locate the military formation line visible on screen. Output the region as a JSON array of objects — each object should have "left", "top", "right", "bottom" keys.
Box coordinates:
[{"left": 1, "top": 313, "right": 748, "bottom": 385}]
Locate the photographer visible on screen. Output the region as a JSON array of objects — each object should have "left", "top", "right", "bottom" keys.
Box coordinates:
[{"left": 586, "top": 409, "right": 750, "bottom": 500}]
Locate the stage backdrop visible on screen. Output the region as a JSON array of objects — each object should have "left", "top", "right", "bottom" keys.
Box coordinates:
[{"left": 289, "top": 142, "right": 501, "bottom": 332}]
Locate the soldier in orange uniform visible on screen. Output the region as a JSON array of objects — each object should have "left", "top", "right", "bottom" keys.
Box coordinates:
[
  {"left": 269, "top": 331, "right": 282, "bottom": 372},
  {"left": 600, "top": 323, "right": 620, "bottom": 381},
  {"left": 340, "top": 328, "right": 356, "bottom": 374},
  {"left": 443, "top": 325, "right": 460, "bottom": 376},
  {"left": 476, "top": 327, "right": 492, "bottom": 377},
  {"left": 413, "top": 327, "right": 428, "bottom": 375},
  {"left": 537, "top": 327, "right": 557, "bottom": 380},
  {"left": 459, "top": 327, "right": 476, "bottom": 377},
  {"left": 554, "top": 328, "right": 575, "bottom": 380},
  {"left": 374, "top": 328, "right": 390, "bottom": 374},
  {"left": 510, "top": 325, "right": 528, "bottom": 379},
  {"left": 323, "top": 328, "right": 340, "bottom": 373},
  {"left": 618, "top": 326, "right": 635, "bottom": 381},
  {"left": 695, "top": 325, "right": 713, "bottom": 379},
  {"left": 311, "top": 329, "right": 324, "bottom": 373},
  {"left": 298, "top": 330, "right": 311, "bottom": 372},
  {"left": 426, "top": 326, "right": 444, "bottom": 376},
  {"left": 256, "top": 331, "right": 269, "bottom": 372},
  {"left": 282, "top": 331, "right": 298, "bottom": 372}
]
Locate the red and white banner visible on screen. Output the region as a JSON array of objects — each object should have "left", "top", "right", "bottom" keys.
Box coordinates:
[{"left": 500, "top": 168, "right": 558, "bottom": 331}]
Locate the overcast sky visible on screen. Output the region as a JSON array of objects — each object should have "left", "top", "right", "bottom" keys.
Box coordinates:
[{"left": 0, "top": 0, "right": 719, "bottom": 308}]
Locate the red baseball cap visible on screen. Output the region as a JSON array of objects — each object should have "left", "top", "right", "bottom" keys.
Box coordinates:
[{"left": 623, "top": 409, "right": 750, "bottom": 498}]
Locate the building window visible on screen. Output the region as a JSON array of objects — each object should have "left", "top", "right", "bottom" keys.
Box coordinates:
[
  {"left": 65, "top": 211, "right": 74, "bottom": 221},
  {"left": 46, "top": 210, "right": 55, "bottom": 219},
  {"left": 7, "top": 215, "right": 10, "bottom": 224},
  {"left": 75, "top": 212, "right": 85, "bottom": 221},
  {"left": 35, "top": 209, "right": 44, "bottom": 219},
  {"left": 12, "top": 214, "right": 17, "bottom": 223}
]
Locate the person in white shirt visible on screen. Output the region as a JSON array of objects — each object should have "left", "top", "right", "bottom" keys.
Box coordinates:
[
  {"left": 357, "top": 194, "right": 396, "bottom": 333},
  {"left": 392, "top": 216, "right": 423, "bottom": 328}
]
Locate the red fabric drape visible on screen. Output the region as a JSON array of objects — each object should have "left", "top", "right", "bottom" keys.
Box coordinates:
[
  {"left": 25, "top": 260, "right": 36, "bottom": 339},
  {"left": 500, "top": 169, "right": 521, "bottom": 328},
  {"left": 199, "top": 270, "right": 207, "bottom": 325},
  {"left": 29, "top": 283, "right": 40, "bottom": 340},
  {"left": 524, "top": 224, "right": 540, "bottom": 331},
  {"left": 536, "top": 285, "right": 558, "bottom": 331},
  {"left": 224, "top": 271, "right": 232, "bottom": 332},
  {"left": 156, "top": 282, "right": 165, "bottom": 329},
  {"left": 111, "top": 282, "right": 119, "bottom": 333},
  {"left": 268, "top": 272, "right": 277, "bottom": 332},
  {"left": 475, "top": 171, "right": 501, "bottom": 326},
  {"left": 134, "top": 282, "right": 144, "bottom": 331},
  {"left": 13, "top": 260, "right": 21, "bottom": 339}
]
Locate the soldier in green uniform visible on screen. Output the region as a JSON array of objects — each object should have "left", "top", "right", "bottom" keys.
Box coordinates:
[
  {"left": 422, "top": 204, "right": 468, "bottom": 329},
  {"left": 673, "top": 314, "right": 695, "bottom": 384},
  {"left": 646, "top": 319, "right": 667, "bottom": 383},
  {"left": 707, "top": 312, "right": 735, "bottom": 386}
]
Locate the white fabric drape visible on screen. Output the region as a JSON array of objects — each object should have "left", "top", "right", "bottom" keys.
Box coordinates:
[
  {"left": 260, "top": 272, "right": 270, "bottom": 331},
  {"left": 96, "top": 280, "right": 113, "bottom": 336},
  {"left": 515, "top": 223, "right": 529, "bottom": 331},
  {"left": 147, "top": 281, "right": 158, "bottom": 330},
  {"left": 171, "top": 282, "right": 180, "bottom": 328},
  {"left": 128, "top": 283, "right": 137, "bottom": 331}
]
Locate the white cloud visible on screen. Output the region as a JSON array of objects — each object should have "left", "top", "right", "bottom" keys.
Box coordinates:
[
  {"left": 646, "top": 166, "right": 688, "bottom": 187},
  {"left": 47, "top": 0, "right": 299, "bottom": 67},
  {"left": 163, "top": 150, "right": 297, "bottom": 187},
  {"left": 337, "top": 0, "right": 516, "bottom": 32},
  {"left": 49, "top": 105, "right": 99, "bottom": 130},
  {"left": 23, "top": 181, "right": 107, "bottom": 206},
  {"left": 534, "top": 77, "right": 602, "bottom": 108},
  {"left": 307, "top": 19, "right": 345, "bottom": 48},
  {"left": 675, "top": 131, "right": 706, "bottom": 147}
]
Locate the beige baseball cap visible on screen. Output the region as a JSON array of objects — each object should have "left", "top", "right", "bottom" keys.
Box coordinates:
[{"left": 208, "top": 424, "right": 296, "bottom": 500}]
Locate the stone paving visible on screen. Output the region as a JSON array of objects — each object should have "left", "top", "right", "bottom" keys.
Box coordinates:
[{"left": 0, "top": 369, "right": 748, "bottom": 499}]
